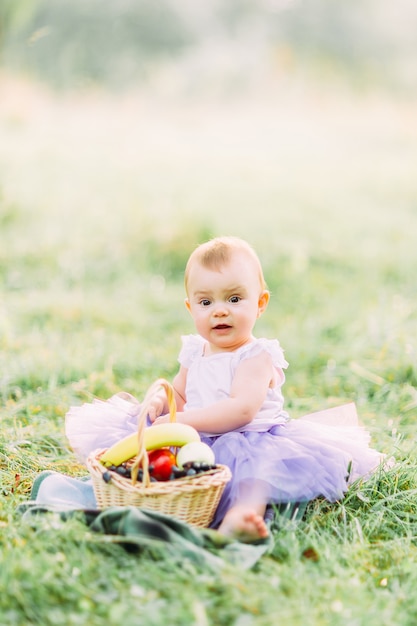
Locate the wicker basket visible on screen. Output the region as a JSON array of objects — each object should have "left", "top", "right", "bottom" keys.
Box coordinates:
[{"left": 86, "top": 379, "right": 231, "bottom": 528}]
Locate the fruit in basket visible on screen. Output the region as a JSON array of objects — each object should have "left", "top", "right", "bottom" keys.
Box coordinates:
[
  {"left": 145, "top": 423, "right": 200, "bottom": 451},
  {"left": 100, "top": 423, "right": 201, "bottom": 467},
  {"left": 148, "top": 449, "right": 176, "bottom": 481},
  {"left": 176, "top": 442, "right": 215, "bottom": 469},
  {"left": 171, "top": 460, "right": 218, "bottom": 479}
]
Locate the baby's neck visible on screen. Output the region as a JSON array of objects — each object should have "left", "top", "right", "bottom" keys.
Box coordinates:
[{"left": 203, "top": 336, "right": 256, "bottom": 356}]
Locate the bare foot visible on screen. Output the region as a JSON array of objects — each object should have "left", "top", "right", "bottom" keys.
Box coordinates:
[{"left": 217, "top": 506, "right": 269, "bottom": 542}]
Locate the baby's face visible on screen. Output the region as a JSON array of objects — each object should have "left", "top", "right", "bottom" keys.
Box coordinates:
[{"left": 185, "top": 252, "right": 269, "bottom": 353}]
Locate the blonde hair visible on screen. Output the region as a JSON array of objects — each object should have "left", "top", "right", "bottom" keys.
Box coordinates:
[{"left": 184, "top": 236, "right": 267, "bottom": 294}]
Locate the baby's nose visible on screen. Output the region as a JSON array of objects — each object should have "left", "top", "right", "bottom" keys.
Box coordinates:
[{"left": 213, "top": 304, "right": 228, "bottom": 316}]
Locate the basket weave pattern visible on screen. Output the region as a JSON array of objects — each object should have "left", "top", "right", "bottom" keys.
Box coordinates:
[{"left": 86, "top": 379, "right": 231, "bottom": 528}]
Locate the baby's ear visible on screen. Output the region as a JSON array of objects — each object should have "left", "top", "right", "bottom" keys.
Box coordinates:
[
  {"left": 257, "top": 290, "right": 270, "bottom": 316},
  {"left": 184, "top": 298, "right": 192, "bottom": 313}
]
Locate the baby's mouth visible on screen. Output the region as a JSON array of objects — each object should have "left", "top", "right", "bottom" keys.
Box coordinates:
[{"left": 213, "top": 324, "right": 231, "bottom": 330}]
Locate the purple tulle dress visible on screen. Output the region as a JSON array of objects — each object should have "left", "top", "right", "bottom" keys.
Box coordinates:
[{"left": 63, "top": 335, "right": 383, "bottom": 528}]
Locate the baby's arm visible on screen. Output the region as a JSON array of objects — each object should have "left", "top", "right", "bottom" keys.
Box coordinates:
[
  {"left": 153, "top": 351, "right": 275, "bottom": 433},
  {"left": 147, "top": 367, "right": 187, "bottom": 422}
]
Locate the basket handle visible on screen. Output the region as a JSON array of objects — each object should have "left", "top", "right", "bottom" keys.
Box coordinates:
[{"left": 131, "top": 378, "right": 176, "bottom": 486}]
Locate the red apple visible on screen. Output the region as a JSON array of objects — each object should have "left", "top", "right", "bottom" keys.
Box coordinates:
[{"left": 148, "top": 449, "right": 176, "bottom": 481}]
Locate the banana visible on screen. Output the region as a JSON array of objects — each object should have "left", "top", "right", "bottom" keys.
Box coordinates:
[
  {"left": 100, "top": 423, "right": 201, "bottom": 467},
  {"left": 144, "top": 423, "right": 200, "bottom": 451},
  {"left": 99, "top": 433, "right": 139, "bottom": 467}
]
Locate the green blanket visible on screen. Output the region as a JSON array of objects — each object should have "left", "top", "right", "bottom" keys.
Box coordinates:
[{"left": 18, "top": 502, "right": 272, "bottom": 571}]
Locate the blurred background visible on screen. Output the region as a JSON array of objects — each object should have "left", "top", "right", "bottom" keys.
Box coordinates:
[
  {"left": 1, "top": 0, "right": 416, "bottom": 266},
  {"left": 0, "top": 0, "right": 416, "bottom": 421},
  {"left": 2, "top": 0, "right": 417, "bottom": 91}
]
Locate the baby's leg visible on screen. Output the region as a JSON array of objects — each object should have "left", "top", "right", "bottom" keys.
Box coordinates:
[
  {"left": 217, "top": 479, "right": 269, "bottom": 541},
  {"left": 217, "top": 503, "right": 269, "bottom": 542}
]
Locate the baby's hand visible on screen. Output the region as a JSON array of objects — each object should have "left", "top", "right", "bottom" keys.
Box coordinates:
[
  {"left": 147, "top": 392, "right": 166, "bottom": 423},
  {"left": 152, "top": 413, "right": 171, "bottom": 426},
  {"left": 153, "top": 412, "right": 186, "bottom": 426}
]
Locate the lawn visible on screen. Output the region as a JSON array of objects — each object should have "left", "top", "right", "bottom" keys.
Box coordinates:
[{"left": 1, "top": 73, "right": 417, "bottom": 625}]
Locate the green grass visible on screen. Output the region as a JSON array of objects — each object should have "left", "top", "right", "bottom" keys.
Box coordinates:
[{"left": 1, "top": 74, "right": 417, "bottom": 624}]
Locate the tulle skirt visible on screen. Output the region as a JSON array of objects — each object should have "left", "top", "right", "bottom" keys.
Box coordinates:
[
  {"left": 65, "top": 393, "right": 143, "bottom": 463},
  {"left": 202, "top": 422, "right": 382, "bottom": 527},
  {"left": 63, "top": 394, "right": 384, "bottom": 528}
]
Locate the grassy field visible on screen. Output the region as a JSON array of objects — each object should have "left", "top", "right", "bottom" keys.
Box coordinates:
[{"left": 1, "top": 73, "right": 417, "bottom": 625}]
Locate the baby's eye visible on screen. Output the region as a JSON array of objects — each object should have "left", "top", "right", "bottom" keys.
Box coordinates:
[
  {"left": 229, "top": 296, "right": 241, "bottom": 304},
  {"left": 200, "top": 299, "right": 211, "bottom": 307}
]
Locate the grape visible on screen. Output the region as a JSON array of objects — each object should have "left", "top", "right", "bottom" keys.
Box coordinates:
[
  {"left": 167, "top": 461, "right": 219, "bottom": 480},
  {"left": 171, "top": 465, "right": 186, "bottom": 478},
  {"left": 102, "top": 471, "right": 112, "bottom": 483},
  {"left": 106, "top": 462, "right": 148, "bottom": 482}
]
